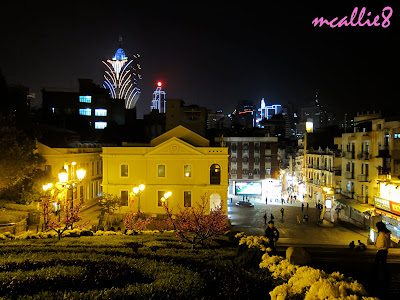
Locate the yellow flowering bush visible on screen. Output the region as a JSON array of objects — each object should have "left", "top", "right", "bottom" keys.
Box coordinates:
[
  {"left": 238, "top": 233, "right": 271, "bottom": 252},
  {"left": 238, "top": 233, "right": 378, "bottom": 300}
]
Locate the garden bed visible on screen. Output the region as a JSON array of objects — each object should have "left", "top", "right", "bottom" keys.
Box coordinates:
[{"left": 0, "top": 233, "right": 274, "bottom": 299}]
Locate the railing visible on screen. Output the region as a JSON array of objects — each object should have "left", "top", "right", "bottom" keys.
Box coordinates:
[
  {"left": 345, "top": 152, "right": 355, "bottom": 159},
  {"left": 344, "top": 171, "right": 354, "bottom": 179},
  {"left": 357, "top": 174, "right": 369, "bottom": 182},
  {"left": 342, "top": 190, "right": 354, "bottom": 199},
  {"left": 356, "top": 194, "right": 369, "bottom": 204},
  {"left": 357, "top": 152, "right": 370, "bottom": 160}
]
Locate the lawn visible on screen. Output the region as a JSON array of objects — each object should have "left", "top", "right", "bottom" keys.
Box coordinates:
[{"left": 0, "top": 231, "right": 276, "bottom": 299}]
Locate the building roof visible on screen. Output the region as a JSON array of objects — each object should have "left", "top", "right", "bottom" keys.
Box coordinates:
[{"left": 150, "top": 125, "right": 210, "bottom": 147}]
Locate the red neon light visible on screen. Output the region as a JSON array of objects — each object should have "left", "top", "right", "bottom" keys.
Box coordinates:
[{"left": 157, "top": 81, "right": 162, "bottom": 87}]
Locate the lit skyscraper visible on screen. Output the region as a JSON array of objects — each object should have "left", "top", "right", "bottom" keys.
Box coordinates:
[
  {"left": 102, "top": 40, "right": 142, "bottom": 109},
  {"left": 150, "top": 81, "right": 166, "bottom": 113}
]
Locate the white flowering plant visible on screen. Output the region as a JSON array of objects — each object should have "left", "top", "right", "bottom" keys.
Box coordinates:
[{"left": 236, "top": 233, "right": 379, "bottom": 300}]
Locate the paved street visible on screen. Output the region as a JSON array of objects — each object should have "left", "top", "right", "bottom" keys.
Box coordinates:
[
  {"left": 228, "top": 197, "right": 370, "bottom": 246},
  {"left": 229, "top": 197, "right": 400, "bottom": 299}
]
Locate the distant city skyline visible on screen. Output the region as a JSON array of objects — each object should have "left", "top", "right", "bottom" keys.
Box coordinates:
[{"left": 1, "top": 1, "right": 398, "bottom": 119}]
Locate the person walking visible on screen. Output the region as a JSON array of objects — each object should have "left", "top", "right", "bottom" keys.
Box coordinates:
[
  {"left": 306, "top": 202, "right": 309, "bottom": 210},
  {"left": 270, "top": 213, "right": 274, "bottom": 221},
  {"left": 301, "top": 203, "right": 304, "bottom": 211},
  {"left": 263, "top": 212, "right": 268, "bottom": 225},
  {"left": 297, "top": 215, "right": 301, "bottom": 224},
  {"left": 265, "top": 196, "right": 268, "bottom": 205},
  {"left": 374, "top": 221, "right": 391, "bottom": 280},
  {"left": 304, "top": 214, "right": 309, "bottom": 224},
  {"left": 264, "top": 220, "right": 280, "bottom": 255},
  {"left": 280, "top": 207, "right": 284, "bottom": 219}
]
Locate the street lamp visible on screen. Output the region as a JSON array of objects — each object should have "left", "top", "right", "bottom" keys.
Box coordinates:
[
  {"left": 161, "top": 191, "right": 172, "bottom": 206},
  {"left": 57, "top": 165, "right": 86, "bottom": 209},
  {"left": 132, "top": 184, "right": 146, "bottom": 212}
]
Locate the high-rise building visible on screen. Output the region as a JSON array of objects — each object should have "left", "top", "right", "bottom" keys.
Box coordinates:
[
  {"left": 102, "top": 40, "right": 142, "bottom": 109},
  {"left": 150, "top": 81, "right": 166, "bottom": 113}
]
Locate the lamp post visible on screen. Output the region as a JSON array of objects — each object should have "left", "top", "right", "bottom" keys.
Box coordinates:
[
  {"left": 132, "top": 184, "right": 145, "bottom": 212},
  {"left": 161, "top": 191, "right": 172, "bottom": 206},
  {"left": 57, "top": 164, "right": 86, "bottom": 209}
]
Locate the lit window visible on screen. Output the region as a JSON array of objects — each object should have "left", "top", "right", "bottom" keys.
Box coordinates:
[
  {"left": 184, "top": 191, "right": 191, "bottom": 207},
  {"left": 121, "top": 164, "right": 128, "bottom": 177},
  {"left": 95, "top": 122, "right": 107, "bottom": 129},
  {"left": 95, "top": 109, "right": 107, "bottom": 116},
  {"left": 158, "top": 165, "right": 165, "bottom": 177},
  {"left": 184, "top": 165, "right": 191, "bottom": 177},
  {"left": 79, "top": 95, "right": 92, "bottom": 103},
  {"left": 79, "top": 108, "right": 91, "bottom": 116},
  {"left": 394, "top": 133, "right": 400, "bottom": 139}
]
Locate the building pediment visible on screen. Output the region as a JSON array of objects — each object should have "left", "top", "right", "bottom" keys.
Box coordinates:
[{"left": 146, "top": 137, "right": 205, "bottom": 156}]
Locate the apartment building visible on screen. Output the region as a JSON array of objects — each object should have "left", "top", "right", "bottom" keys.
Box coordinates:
[{"left": 337, "top": 112, "right": 400, "bottom": 242}]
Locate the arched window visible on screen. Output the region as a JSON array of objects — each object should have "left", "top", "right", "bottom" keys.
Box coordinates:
[{"left": 210, "top": 164, "right": 221, "bottom": 185}]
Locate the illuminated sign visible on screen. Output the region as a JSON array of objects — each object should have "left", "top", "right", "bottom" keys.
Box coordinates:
[
  {"left": 374, "top": 196, "right": 400, "bottom": 217},
  {"left": 235, "top": 182, "right": 262, "bottom": 195}
]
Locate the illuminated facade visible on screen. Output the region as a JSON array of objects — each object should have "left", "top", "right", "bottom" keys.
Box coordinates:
[
  {"left": 215, "top": 136, "right": 279, "bottom": 202},
  {"left": 101, "top": 126, "right": 229, "bottom": 215},
  {"left": 37, "top": 142, "right": 103, "bottom": 203},
  {"left": 102, "top": 46, "right": 142, "bottom": 109},
  {"left": 150, "top": 81, "right": 166, "bottom": 113},
  {"left": 334, "top": 112, "right": 400, "bottom": 242}
]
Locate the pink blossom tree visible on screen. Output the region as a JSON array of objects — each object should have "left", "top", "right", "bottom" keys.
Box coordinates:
[
  {"left": 41, "top": 197, "right": 89, "bottom": 240},
  {"left": 164, "top": 194, "right": 229, "bottom": 249},
  {"left": 124, "top": 211, "right": 152, "bottom": 233}
]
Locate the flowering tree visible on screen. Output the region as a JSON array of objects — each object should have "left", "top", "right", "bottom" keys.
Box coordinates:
[
  {"left": 164, "top": 194, "right": 229, "bottom": 249},
  {"left": 150, "top": 216, "right": 173, "bottom": 233},
  {"left": 124, "top": 211, "right": 152, "bottom": 233},
  {"left": 41, "top": 197, "right": 89, "bottom": 240}
]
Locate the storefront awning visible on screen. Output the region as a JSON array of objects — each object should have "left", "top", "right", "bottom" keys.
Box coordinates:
[{"left": 335, "top": 198, "right": 375, "bottom": 213}]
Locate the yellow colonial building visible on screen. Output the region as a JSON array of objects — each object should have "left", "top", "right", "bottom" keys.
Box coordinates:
[
  {"left": 101, "top": 126, "right": 229, "bottom": 215},
  {"left": 37, "top": 142, "right": 103, "bottom": 203}
]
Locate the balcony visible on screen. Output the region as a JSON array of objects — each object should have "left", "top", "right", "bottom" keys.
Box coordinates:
[
  {"left": 345, "top": 151, "right": 355, "bottom": 159},
  {"left": 333, "top": 169, "right": 342, "bottom": 176},
  {"left": 342, "top": 190, "right": 354, "bottom": 199},
  {"left": 377, "top": 146, "right": 390, "bottom": 158},
  {"left": 265, "top": 149, "right": 272, "bottom": 156},
  {"left": 356, "top": 194, "right": 369, "bottom": 204},
  {"left": 357, "top": 174, "right": 369, "bottom": 182},
  {"left": 357, "top": 152, "right": 370, "bottom": 160},
  {"left": 344, "top": 171, "right": 354, "bottom": 179}
]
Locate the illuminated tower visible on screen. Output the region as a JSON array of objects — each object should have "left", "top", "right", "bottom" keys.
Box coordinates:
[
  {"left": 150, "top": 81, "right": 166, "bottom": 113},
  {"left": 102, "top": 40, "right": 142, "bottom": 109}
]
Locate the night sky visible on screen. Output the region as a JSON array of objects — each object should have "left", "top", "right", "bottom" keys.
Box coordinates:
[{"left": 1, "top": 0, "right": 398, "bottom": 118}]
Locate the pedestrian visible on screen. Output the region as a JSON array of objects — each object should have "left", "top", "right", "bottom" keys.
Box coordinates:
[
  {"left": 374, "top": 221, "right": 391, "bottom": 279},
  {"left": 281, "top": 198, "right": 284, "bottom": 205},
  {"left": 263, "top": 212, "right": 267, "bottom": 225},
  {"left": 297, "top": 215, "right": 301, "bottom": 224},
  {"left": 280, "top": 207, "right": 284, "bottom": 218},
  {"left": 265, "top": 197, "right": 268, "bottom": 205},
  {"left": 270, "top": 213, "right": 274, "bottom": 221},
  {"left": 301, "top": 203, "right": 304, "bottom": 211},
  {"left": 264, "top": 220, "right": 280, "bottom": 255},
  {"left": 306, "top": 202, "right": 309, "bottom": 210},
  {"left": 304, "top": 214, "right": 309, "bottom": 224}
]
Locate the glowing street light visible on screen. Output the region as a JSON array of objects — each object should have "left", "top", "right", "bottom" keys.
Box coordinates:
[
  {"left": 161, "top": 191, "right": 172, "bottom": 206},
  {"left": 58, "top": 167, "right": 68, "bottom": 183},
  {"left": 133, "top": 184, "right": 146, "bottom": 212}
]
